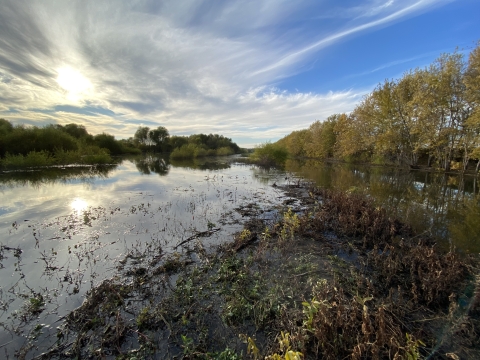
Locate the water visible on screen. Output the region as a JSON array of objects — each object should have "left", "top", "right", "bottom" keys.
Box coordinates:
[
  {"left": 0, "top": 155, "right": 479, "bottom": 357},
  {"left": 0, "top": 155, "right": 289, "bottom": 358},
  {"left": 285, "top": 159, "right": 480, "bottom": 253}
]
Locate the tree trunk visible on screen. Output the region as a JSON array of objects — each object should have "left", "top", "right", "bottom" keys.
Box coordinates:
[{"left": 427, "top": 155, "right": 433, "bottom": 167}]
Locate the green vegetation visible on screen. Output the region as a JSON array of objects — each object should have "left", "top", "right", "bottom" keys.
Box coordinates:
[
  {"left": 0, "top": 120, "right": 139, "bottom": 169},
  {"left": 168, "top": 133, "right": 239, "bottom": 159},
  {"left": 121, "top": 126, "right": 241, "bottom": 159},
  {"left": 133, "top": 125, "right": 170, "bottom": 152},
  {"left": 250, "top": 142, "right": 289, "bottom": 167},
  {"left": 275, "top": 42, "right": 480, "bottom": 172},
  {"left": 0, "top": 119, "right": 241, "bottom": 169},
  {"left": 41, "top": 185, "right": 480, "bottom": 359}
]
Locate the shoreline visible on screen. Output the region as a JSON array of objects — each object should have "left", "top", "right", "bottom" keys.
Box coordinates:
[{"left": 29, "top": 181, "right": 480, "bottom": 359}]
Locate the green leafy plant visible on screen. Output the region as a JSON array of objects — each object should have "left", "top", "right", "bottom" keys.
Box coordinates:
[
  {"left": 280, "top": 208, "right": 300, "bottom": 242},
  {"left": 181, "top": 334, "right": 195, "bottom": 355},
  {"left": 404, "top": 333, "right": 425, "bottom": 360},
  {"left": 240, "top": 334, "right": 260, "bottom": 360},
  {"left": 265, "top": 332, "right": 303, "bottom": 360}
]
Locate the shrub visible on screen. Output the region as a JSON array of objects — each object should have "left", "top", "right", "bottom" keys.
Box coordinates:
[
  {"left": 216, "top": 146, "right": 235, "bottom": 156},
  {"left": 170, "top": 144, "right": 196, "bottom": 159},
  {"left": 54, "top": 149, "right": 83, "bottom": 165},
  {"left": 251, "top": 142, "right": 288, "bottom": 166},
  {"left": 0, "top": 151, "right": 54, "bottom": 169},
  {"left": 80, "top": 146, "right": 112, "bottom": 164},
  {"left": 170, "top": 144, "right": 210, "bottom": 159}
]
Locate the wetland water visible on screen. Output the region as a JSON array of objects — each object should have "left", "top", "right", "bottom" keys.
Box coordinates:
[{"left": 0, "top": 155, "right": 479, "bottom": 357}]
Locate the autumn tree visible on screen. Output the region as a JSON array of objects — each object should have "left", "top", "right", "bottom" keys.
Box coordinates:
[
  {"left": 274, "top": 43, "right": 480, "bottom": 171},
  {"left": 464, "top": 41, "right": 480, "bottom": 171}
]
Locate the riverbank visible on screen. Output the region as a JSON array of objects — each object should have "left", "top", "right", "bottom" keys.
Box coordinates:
[{"left": 33, "top": 181, "right": 480, "bottom": 359}]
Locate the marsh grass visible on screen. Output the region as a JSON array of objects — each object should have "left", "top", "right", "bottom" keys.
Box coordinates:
[{"left": 38, "top": 185, "right": 480, "bottom": 359}]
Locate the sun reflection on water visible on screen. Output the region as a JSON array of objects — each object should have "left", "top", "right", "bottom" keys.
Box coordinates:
[{"left": 71, "top": 198, "right": 88, "bottom": 212}]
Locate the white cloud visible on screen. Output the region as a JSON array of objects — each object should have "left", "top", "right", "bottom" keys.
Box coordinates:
[{"left": 0, "top": 0, "right": 451, "bottom": 145}]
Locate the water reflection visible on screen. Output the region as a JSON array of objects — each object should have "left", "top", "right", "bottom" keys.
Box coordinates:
[
  {"left": 0, "top": 155, "right": 288, "bottom": 358},
  {"left": 1, "top": 154, "right": 479, "bottom": 357},
  {"left": 128, "top": 154, "right": 170, "bottom": 175},
  {"left": 170, "top": 157, "right": 231, "bottom": 170},
  {"left": 448, "top": 197, "right": 480, "bottom": 253},
  {"left": 285, "top": 159, "right": 480, "bottom": 253},
  {"left": 71, "top": 198, "right": 88, "bottom": 212},
  {"left": 0, "top": 165, "right": 117, "bottom": 189}
]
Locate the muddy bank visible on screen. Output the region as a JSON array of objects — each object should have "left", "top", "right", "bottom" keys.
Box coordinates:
[{"left": 26, "top": 182, "right": 480, "bottom": 359}]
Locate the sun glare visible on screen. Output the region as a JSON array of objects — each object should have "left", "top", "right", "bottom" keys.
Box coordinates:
[
  {"left": 71, "top": 198, "right": 88, "bottom": 212},
  {"left": 56, "top": 67, "right": 92, "bottom": 100}
]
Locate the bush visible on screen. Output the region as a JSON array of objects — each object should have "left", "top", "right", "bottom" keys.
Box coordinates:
[
  {"left": 82, "top": 153, "right": 112, "bottom": 165},
  {"left": 170, "top": 144, "right": 211, "bottom": 159},
  {"left": 170, "top": 144, "right": 195, "bottom": 159},
  {"left": 80, "top": 146, "right": 112, "bottom": 164},
  {"left": 0, "top": 151, "right": 53, "bottom": 169},
  {"left": 216, "top": 147, "right": 235, "bottom": 156},
  {"left": 195, "top": 146, "right": 208, "bottom": 158},
  {"left": 93, "top": 133, "right": 123, "bottom": 155},
  {"left": 120, "top": 144, "right": 142, "bottom": 155},
  {"left": 251, "top": 142, "right": 288, "bottom": 166},
  {"left": 54, "top": 149, "right": 83, "bottom": 165}
]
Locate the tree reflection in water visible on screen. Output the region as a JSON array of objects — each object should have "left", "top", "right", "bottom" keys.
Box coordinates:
[
  {"left": 285, "top": 159, "right": 480, "bottom": 253},
  {"left": 0, "top": 165, "right": 116, "bottom": 189},
  {"left": 132, "top": 154, "right": 170, "bottom": 175}
]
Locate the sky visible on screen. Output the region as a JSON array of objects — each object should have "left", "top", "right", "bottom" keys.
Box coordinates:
[{"left": 0, "top": 0, "right": 479, "bottom": 147}]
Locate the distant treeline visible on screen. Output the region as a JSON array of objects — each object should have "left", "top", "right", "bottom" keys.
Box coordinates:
[
  {"left": 129, "top": 126, "right": 241, "bottom": 159},
  {"left": 269, "top": 42, "right": 480, "bottom": 172},
  {"left": 0, "top": 119, "right": 241, "bottom": 169}
]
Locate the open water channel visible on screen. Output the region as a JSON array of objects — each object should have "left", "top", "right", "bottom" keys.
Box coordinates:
[{"left": 0, "top": 154, "right": 479, "bottom": 358}]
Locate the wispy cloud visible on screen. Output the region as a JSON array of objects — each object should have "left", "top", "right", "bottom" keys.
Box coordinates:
[
  {"left": 0, "top": 0, "right": 454, "bottom": 145},
  {"left": 343, "top": 50, "right": 442, "bottom": 79},
  {"left": 251, "top": 0, "right": 450, "bottom": 77}
]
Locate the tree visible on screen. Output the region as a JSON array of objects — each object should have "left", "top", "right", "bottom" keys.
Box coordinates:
[
  {"left": 134, "top": 126, "right": 151, "bottom": 146},
  {"left": 464, "top": 42, "right": 480, "bottom": 171},
  {"left": 414, "top": 52, "right": 469, "bottom": 170},
  {"left": 93, "top": 133, "right": 123, "bottom": 155},
  {"left": 304, "top": 116, "right": 337, "bottom": 159},
  {"left": 148, "top": 126, "right": 170, "bottom": 151},
  {"left": 0, "top": 118, "right": 13, "bottom": 135},
  {"left": 61, "top": 123, "right": 90, "bottom": 139}
]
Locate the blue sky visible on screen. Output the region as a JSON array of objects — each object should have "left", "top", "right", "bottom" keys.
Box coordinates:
[{"left": 0, "top": 0, "right": 479, "bottom": 147}]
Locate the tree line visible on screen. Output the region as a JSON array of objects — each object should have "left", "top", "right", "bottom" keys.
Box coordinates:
[
  {"left": 0, "top": 120, "right": 241, "bottom": 169},
  {"left": 274, "top": 42, "right": 480, "bottom": 172},
  {"left": 129, "top": 126, "right": 241, "bottom": 158}
]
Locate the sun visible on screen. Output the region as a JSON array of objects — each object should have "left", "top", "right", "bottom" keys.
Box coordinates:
[{"left": 56, "top": 67, "right": 92, "bottom": 101}]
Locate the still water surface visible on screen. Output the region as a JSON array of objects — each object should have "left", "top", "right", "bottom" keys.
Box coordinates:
[
  {"left": 0, "top": 155, "right": 288, "bottom": 357},
  {"left": 285, "top": 159, "right": 480, "bottom": 253},
  {"left": 0, "top": 155, "right": 479, "bottom": 357}
]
